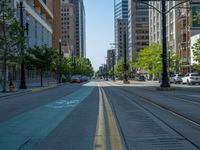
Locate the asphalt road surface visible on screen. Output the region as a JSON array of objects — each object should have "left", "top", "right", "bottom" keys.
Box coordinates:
[{"left": 0, "top": 81, "right": 200, "bottom": 150}]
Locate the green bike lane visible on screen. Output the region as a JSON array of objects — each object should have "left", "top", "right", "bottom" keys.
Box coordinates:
[{"left": 0, "top": 82, "right": 96, "bottom": 150}]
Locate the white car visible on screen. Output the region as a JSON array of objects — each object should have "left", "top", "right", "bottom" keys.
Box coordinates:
[
  {"left": 170, "top": 74, "right": 185, "bottom": 84},
  {"left": 181, "top": 73, "right": 200, "bottom": 85}
]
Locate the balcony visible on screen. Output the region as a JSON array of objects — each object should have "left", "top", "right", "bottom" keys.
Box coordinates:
[{"left": 33, "top": 0, "right": 53, "bottom": 20}]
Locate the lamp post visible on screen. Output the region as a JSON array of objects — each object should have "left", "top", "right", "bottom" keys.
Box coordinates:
[
  {"left": 72, "top": 52, "right": 76, "bottom": 75},
  {"left": 112, "top": 50, "right": 115, "bottom": 81},
  {"left": 19, "top": 1, "right": 27, "bottom": 89},
  {"left": 123, "top": 32, "right": 129, "bottom": 84},
  {"left": 58, "top": 39, "right": 62, "bottom": 83},
  {"left": 160, "top": 0, "right": 170, "bottom": 87}
]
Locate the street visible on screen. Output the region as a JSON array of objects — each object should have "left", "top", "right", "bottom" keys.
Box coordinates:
[{"left": 0, "top": 81, "right": 200, "bottom": 150}]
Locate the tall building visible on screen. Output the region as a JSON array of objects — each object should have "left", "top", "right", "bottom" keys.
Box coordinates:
[
  {"left": 1, "top": 0, "right": 53, "bottom": 81},
  {"left": 177, "top": 2, "right": 191, "bottom": 73},
  {"left": 106, "top": 49, "right": 115, "bottom": 71},
  {"left": 51, "top": 0, "right": 62, "bottom": 50},
  {"left": 114, "top": 0, "right": 129, "bottom": 62},
  {"left": 149, "top": 1, "right": 162, "bottom": 44},
  {"left": 128, "top": 1, "right": 149, "bottom": 62},
  {"left": 60, "top": 0, "right": 76, "bottom": 57},
  {"left": 73, "top": 0, "right": 86, "bottom": 58},
  {"left": 149, "top": 1, "right": 178, "bottom": 51},
  {"left": 13, "top": 0, "right": 53, "bottom": 48}
]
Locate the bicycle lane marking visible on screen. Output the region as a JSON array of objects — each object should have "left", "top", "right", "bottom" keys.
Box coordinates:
[{"left": 0, "top": 82, "right": 96, "bottom": 150}]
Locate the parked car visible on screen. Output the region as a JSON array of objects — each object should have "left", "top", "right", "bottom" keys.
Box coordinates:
[
  {"left": 70, "top": 75, "right": 81, "bottom": 83},
  {"left": 181, "top": 73, "right": 200, "bottom": 85},
  {"left": 135, "top": 75, "right": 146, "bottom": 81},
  {"left": 81, "top": 76, "right": 89, "bottom": 82},
  {"left": 169, "top": 74, "right": 185, "bottom": 84}
]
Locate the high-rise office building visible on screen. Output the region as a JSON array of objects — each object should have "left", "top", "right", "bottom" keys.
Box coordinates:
[
  {"left": 177, "top": 2, "right": 191, "bottom": 73},
  {"left": 149, "top": 1, "right": 179, "bottom": 75},
  {"left": 60, "top": 0, "right": 76, "bottom": 57},
  {"left": 149, "top": 1, "right": 178, "bottom": 52},
  {"left": 106, "top": 49, "right": 115, "bottom": 71},
  {"left": 1, "top": 0, "right": 53, "bottom": 81},
  {"left": 114, "top": 0, "right": 129, "bottom": 62},
  {"left": 13, "top": 0, "right": 53, "bottom": 48},
  {"left": 128, "top": 0, "right": 149, "bottom": 62},
  {"left": 73, "top": 0, "right": 86, "bottom": 58},
  {"left": 42, "top": 0, "right": 61, "bottom": 50}
]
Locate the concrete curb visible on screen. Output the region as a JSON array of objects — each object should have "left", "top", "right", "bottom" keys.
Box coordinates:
[
  {"left": 0, "top": 83, "right": 69, "bottom": 99},
  {"left": 0, "top": 89, "right": 32, "bottom": 98}
]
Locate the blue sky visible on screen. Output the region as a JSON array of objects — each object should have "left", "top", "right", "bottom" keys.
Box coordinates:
[{"left": 84, "top": 0, "right": 114, "bottom": 71}]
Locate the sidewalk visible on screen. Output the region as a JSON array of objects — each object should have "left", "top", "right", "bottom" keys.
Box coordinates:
[{"left": 0, "top": 82, "right": 68, "bottom": 99}]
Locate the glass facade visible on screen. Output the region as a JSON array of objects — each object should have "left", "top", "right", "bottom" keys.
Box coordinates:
[
  {"left": 73, "top": 0, "right": 86, "bottom": 58},
  {"left": 114, "top": 0, "right": 129, "bottom": 61}
]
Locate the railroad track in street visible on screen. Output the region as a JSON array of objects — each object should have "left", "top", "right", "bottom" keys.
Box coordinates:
[
  {"left": 102, "top": 83, "right": 200, "bottom": 149},
  {"left": 116, "top": 86, "right": 200, "bottom": 149},
  {"left": 110, "top": 81, "right": 200, "bottom": 105}
]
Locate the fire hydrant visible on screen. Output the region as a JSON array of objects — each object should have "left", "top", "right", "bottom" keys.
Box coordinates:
[{"left": 9, "top": 81, "right": 14, "bottom": 92}]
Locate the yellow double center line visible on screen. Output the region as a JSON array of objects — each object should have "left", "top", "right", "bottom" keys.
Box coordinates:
[{"left": 94, "top": 83, "right": 124, "bottom": 150}]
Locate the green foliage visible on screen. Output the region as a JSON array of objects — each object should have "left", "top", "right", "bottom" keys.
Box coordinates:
[
  {"left": 0, "top": 0, "right": 24, "bottom": 91},
  {"left": 113, "top": 58, "right": 132, "bottom": 78},
  {"left": 192, "top": 38, "right": 200, "bottom": 72},
  {"left": 114, "top": 59, "right": 124, "bottom": 77},
  {"left": 134, "top": 44, "right": 162, "bottom": 75},
  {"left": 134, "top": 43, "right": 180, "bottom": 76},
  {"left": 25, "top": 46, "right": 57, "bottom": 86},
  {"left": 75, "top": 58, "right": 94, "bottom": 77},
  {"left": 56, "top": 57, "right": 94, "bottom": 78}
]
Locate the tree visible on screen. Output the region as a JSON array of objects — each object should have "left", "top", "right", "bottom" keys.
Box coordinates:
[
  {"left": 134, "top": 44, "right": 162, "bottom": 77},
  {"left": 114, "top": 59, "right": 124, "bottom": 78},
  {"left": 25, "top": 46, "right": 57, "bottom": 87},
  {"left": 76, "top": 58, "right": 94, "bottom": 77},
  {"left": 192, "top": 38, "right": 200, "bottom": 73},
  {"left": 113, "top": 58, "right": 132, "bottom": 79},
  {"left": 0, "top": 0, "right": 24, "bottom": 92},
  {"left": 134, "top": 43, "right": 180, "bottom": 79}
]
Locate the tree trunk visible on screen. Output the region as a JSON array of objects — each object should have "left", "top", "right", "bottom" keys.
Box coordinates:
[{"left": 40, "top": 71, "right": 43, "bottom": 87}]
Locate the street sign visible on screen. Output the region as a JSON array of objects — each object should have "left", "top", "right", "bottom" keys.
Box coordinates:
[{"left": 191, "top": 4, "right": 200, "bottom": 29}]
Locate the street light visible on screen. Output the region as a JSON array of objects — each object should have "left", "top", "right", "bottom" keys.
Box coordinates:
[
  {"left": 112, "top": 50, "right": 115, "bottom": 81},
  {"left": 123, "top": 32, "right": 129, "bottom": 84},
  {"left": 71, "top": 51, "right": 76, "bottom": 75},
  {"left": 58, "top": 39, "right": 62, "bottom": 83},
  {"left": 160, "top": 1, "right": 170, "bottom": 87},
  {"left": 19, "top": 1, "right": 28, "bottom": 89}
]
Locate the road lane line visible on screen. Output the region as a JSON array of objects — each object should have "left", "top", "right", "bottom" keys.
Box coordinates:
[
  {"left": 94, "top": 88, "right": 106, "bottom": 150},
  {"left": 101, "top": 87, "right": 124, "bottom": 150}
]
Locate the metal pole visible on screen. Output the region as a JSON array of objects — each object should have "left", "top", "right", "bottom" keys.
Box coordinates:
[
  {"left": 105, "top": 64, "right": 108, "bottom": 81},
  {"left": 112, "top": 51, "right": 115, "bottom": 80},
  {"left": 160, "top": 1, "right": 170, "bottom": 87},
  {"left": 58, "top": 41, "right": 62, "bottom": 83},
  {"left": 168, "top": 50, "right": 171, "bottom": 75},
  {"left": 73, "top": 55, "right": 76, "bottom": 75},
  {"left": 123, "top": 32, "right": 128, "bottom": 83},
  {"left": 19, "top": 2, "right": 27, "bottom": 89}
]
